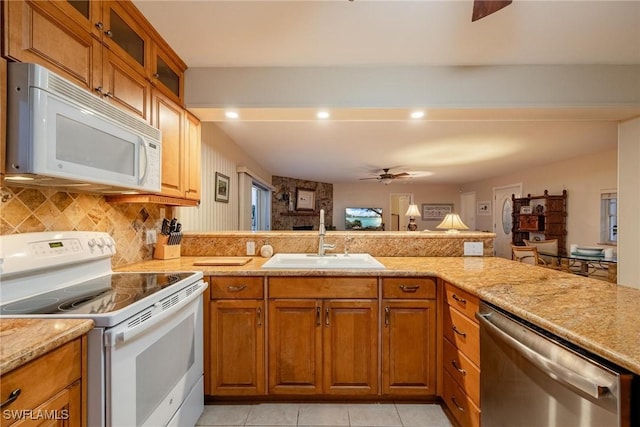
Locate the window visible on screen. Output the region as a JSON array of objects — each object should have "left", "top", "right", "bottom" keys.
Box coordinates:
[
  {"left": 600, "top": 192, "right": 617, "bottom": 244},
  {"left": 252, "top": 182, "right": 271, "bottom": 231}
]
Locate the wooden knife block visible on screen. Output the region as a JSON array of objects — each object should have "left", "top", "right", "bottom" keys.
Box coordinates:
[{"left": 153, "top": 234, "right": 181, "bottom": 260}]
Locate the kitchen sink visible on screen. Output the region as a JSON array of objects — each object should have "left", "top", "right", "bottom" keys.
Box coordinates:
[{"left": 261, "top": 253, "right": 385, "bottom": 270}]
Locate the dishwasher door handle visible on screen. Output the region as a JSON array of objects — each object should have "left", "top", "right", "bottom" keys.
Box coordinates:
[{"left": 476, "top": 312, "right": 610, "bottom": 399}]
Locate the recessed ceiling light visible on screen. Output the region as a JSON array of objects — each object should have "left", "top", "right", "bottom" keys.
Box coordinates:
[
  {"left": 410, "top": 111, "right": 425, "bottom": 119},
  {"left": 317, "top": 111, "right": 330, "bottom": 119},
  {"left": 225, "top": 111, "right": 239, "bottom": 119}
]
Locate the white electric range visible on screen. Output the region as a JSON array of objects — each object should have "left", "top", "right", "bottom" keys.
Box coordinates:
[{"left": 0, "top": 231, "right": 207, "bottom": 427}]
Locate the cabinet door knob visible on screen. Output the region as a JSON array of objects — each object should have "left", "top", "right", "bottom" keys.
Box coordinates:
[
  {"left": 324, "top": 306, "right": 330, "bottom": 326},
  {"left": 153, "top": 73, "right": 160, "bottom": 78},
  {"left": 256, "top": 306, "right": 262, "bottom": 327},
  {"left": 384, "top": 306, "right": 390, "bottom": 327},
  {"left": 94, "top": 86, "right": 104, "bottom": 95},
  {"left": 0, "top": 389, "right": 21, "bottom": 409},
  {"left": 95, "top": 21, "right": 104, "bottom": 30},
  {"left": 104, "top": 29, "right": 113, "bottom": 37}
]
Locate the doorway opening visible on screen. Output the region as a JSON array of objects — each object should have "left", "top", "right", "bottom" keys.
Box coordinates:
[
  {"left": 493, "top": 183, "right": 523, "bottom": 259},
  {"left": 389, "top": 193, "right": 413, "bottom": 231},
  {"left": 252, "top": 182, "right": 271, "bottom": 231}
]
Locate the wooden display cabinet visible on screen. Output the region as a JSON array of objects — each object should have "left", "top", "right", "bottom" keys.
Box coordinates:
[{"left": 512, "top": 190, "right": 567, "bottom": 255}]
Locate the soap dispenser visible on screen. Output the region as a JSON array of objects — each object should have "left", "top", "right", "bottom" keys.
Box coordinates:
[{"left": 260, "top": 240, "right": 274, "bottom": 258}]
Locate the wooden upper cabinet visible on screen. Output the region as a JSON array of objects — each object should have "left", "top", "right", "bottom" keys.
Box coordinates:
[
  {"left": 101, "top": 48, "right": 151, "bottom": 121},
  {"left": 151, "top": 43, "right": 186, "bottom": 105},
  {"left": 99, "top": 1, "right": 149, "bottom": 77},
  {"left": 152, "top": 90, "right": 184, "bottom": 198},
  {"left": 184, "top": 111, "right": 202, "bottom": 201},
  {"left": 4, "top": 0, "right": 102, "bottom": 92}
]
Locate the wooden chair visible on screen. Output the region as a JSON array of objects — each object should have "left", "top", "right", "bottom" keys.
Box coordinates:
[
  {"left": 523, "top": 239, "right": 559, "bottom": 266},
  {"left": 511, "top": 245, "right": 545, "bottom": 266}
]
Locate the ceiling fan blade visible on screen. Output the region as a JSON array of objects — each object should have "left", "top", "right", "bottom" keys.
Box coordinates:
[
  {"left": 392, "top": 172, "right": 411, "bottom": 178},
  {"left": 472, "top": 0, "right": 512, "bottom": 22}
]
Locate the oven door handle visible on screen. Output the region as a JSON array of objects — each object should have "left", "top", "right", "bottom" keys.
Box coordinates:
[
  {"left": 105, "top": 281, "right": 206, "bottom": 347},
  {"left": 476, "top": 311, "right": 611, "bottom": 399}
]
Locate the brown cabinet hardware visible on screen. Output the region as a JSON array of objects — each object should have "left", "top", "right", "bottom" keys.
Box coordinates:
[
  {"left": 399, "top": 285, "right": 420, "bottom": 293},
  {"left": 0, "top": 388, "right": 21, "bottom": 408},
  {"left": 452, "top": 325, "right": 467, "bottom": 338},
  {"left": 257, "top": 306, "right": 262, "bottom": 327},
  {"left": 451, "top": 360, "right": 467, "bottom": 375},
  {"left": 452, "top": 294, "right": 467, "bottom": 305},
  {"left": 227, "top": 285, "right": 247, "bottom": 292}
]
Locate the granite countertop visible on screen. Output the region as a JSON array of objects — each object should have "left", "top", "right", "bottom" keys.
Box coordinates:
[
  {"left": 0, "top": 318, "right": 94, "bottom": 374},
  {"left": 118, "top": 255, "right": 640, "bottom": 376}
]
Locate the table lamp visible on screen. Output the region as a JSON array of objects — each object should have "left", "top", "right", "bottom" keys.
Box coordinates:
[
  {"left": 405, "top": 204, "right": 421, "bottom": 231},
  {"left": 436, "top": 213, "right": 469, "bottom": 234}
]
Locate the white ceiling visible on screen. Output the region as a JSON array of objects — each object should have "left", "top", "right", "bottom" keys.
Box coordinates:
[{"left": 134, "top": 0, "right": 640, "bottom": 184}]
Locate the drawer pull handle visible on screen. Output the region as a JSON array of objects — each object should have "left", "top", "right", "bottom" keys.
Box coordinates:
[
  {"left": 384, "top": 306, "right": 390, "bottom": 327},
  {"left": 257, "top": 306, "right": 262, "bottom": 327},
  {"left": 316, "top": 306, "right": 321, "bottom": 326},
  {"left": 1, "top": 389, "right": 21, "bottom": 409},
  {"left": 451, "top": 360, "right": 466, "bottom": 375},
  {"left": 400, "top": 285, "right": 419, "bottom": 293},
  {"left": 227, "top": 285, "right": 247, "bottom": 292},
  {"left": 452, "top": 325, "right": 467, "bottom": 338},
  {"left": 452, "top": 294, "right": 467, "bottom": 305},
  {"left": 451, "top": 396, "right": 465, "bottom": 413}
]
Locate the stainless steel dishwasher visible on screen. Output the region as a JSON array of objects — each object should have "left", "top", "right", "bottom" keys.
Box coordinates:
[{"left": 476, "top": 302, "right": 637, "bottom": 427}]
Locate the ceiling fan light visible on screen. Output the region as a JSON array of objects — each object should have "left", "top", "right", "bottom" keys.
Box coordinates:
[
  {"left": 410, "top": 111, "right": 425, "bottom": 119},
  {"left": 380, "top": 177, "right": 393, "bottom": 185}
]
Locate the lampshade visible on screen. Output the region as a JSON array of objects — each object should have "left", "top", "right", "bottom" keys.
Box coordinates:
[
  {"left": 436, "top": 213, "right": 469, "bottom": 234},
  {"left": 405, "top": 204, "right": 421, "bottom": 217},
  {"left": 380, "top": 177, "right": 393, "bottom": 185}
]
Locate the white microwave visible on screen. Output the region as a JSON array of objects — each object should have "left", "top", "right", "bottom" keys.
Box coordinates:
[{"left": 5, "top": 63, "right": 162, "bottom": 194}]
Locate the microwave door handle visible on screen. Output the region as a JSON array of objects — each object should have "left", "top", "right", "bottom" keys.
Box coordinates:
[{"left": 139, "top": 137, "right": 148, "bottom": 185}]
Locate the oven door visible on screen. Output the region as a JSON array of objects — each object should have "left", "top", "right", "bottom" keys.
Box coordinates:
[{"left": 104, "top": 282, "right": 205, "bottom": 427}]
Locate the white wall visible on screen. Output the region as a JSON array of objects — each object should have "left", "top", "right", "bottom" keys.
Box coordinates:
[
  {"left": 618, "top": 118, "right": 640, "bottom": 288},
  {"left": 333, "top": 182, "right": 461, "bottom": 231},
  {"left": 177, "top": 123, "right": 272, "bottom": 231},
  {"left": 460, "top": 149, "right": 618, "bottom": 254}
]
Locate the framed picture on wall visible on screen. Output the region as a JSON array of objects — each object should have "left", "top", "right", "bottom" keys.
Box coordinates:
[
  {"left": 477, "top": 201, "right": 492, "bottom": 216},
  {"left": 215, "top": 172, "right": 230, "bottom": 203},
  {"left": 296, "top": 188, "right": 315, "bottom": 210},
  {"left": 421, "top": 203, "right": 453, "bottom": 221}
]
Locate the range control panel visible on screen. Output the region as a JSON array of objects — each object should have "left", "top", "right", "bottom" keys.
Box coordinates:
[{"left": 0, "top": 231, "right": 116, "bottom": 277}]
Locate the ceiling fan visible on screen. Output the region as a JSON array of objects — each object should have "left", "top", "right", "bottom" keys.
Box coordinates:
[
  {"left": 472, "top": 0, "right": 512, "bottom": 21},
  {"left": 360, "top": 168, "right": 411, "bottom": 185}
]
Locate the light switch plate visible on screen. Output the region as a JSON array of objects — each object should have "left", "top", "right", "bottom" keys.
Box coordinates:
[
  {"left": 464, "top": 242, "right": 484, "bottom": 256},
  {"left": 246, "top": 241, "right": 256, "bottom": 256}
]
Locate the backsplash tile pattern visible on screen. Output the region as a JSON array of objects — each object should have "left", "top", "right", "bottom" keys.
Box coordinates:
[{"left": 0, "top": 185, "right": 162, "bottom": 267}]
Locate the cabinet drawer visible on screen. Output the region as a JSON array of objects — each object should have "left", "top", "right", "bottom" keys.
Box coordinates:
[
  {"left": 443, "top": 370, "right": 481, "bottom": 427},
  {"left": 210, "top": 277, "right": 263, "bottom": 299},
  {"left": 0, "top": 339, "right": 81, "bottom": 423},
  {"left": 443, "top": 306, "right": 480, "bottom": 366},
  {"left": 382, "top": 277, "right": 436, "bottom": 299},
  {"left": 445, "top": 282, "right": 479, "bottom": 323},
  {"left": 269, "top": 277, "right": 377, "bottom": 299},
  {"left": 443, "top": 337, "right": 480, "bottom": 407}
]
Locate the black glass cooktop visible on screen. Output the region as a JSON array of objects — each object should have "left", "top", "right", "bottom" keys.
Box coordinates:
[{"left": 0, "top": 272, "right": 195, "bottom": 316}]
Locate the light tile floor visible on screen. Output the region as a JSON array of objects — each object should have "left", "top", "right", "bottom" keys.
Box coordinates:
[{"left": 196, "top": 403, "right": 452, "bottom": 427}]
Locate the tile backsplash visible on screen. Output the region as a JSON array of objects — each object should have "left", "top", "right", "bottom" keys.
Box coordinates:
[{"left": 1, "top": 185, "right": 162, "bottom": 267}]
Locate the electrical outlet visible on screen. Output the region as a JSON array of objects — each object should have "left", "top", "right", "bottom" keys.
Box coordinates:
[
  {"left": 464, "top": 242, "right": 483, "bottom": 256},
  {"left": 246, "top": 241, "right": 256, "bottom": 256},
  {"left": 145, "top": 230, "right": 157, "bottom": 245}
]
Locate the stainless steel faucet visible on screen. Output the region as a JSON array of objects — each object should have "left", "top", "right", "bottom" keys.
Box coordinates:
[{"left": 318, "top": 209, "right": 335, "bottom": 256}]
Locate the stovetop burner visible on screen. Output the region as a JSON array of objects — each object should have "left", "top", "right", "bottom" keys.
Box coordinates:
[{"left": 0, "top": 272, "right": 194, "bottom": 316}]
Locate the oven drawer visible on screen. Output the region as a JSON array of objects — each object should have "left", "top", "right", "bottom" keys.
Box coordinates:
[
  {"left": 210, "top": 277, "right": 263, "bottom": 299},
  {"left": 382, "top": 277, "right": 436, "bottom": 299},
  {"left": 1, "top": 339, "right": 81, "bottom": 425}
]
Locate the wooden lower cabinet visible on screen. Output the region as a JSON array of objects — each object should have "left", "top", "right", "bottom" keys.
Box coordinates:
[
  {"left": 382, "top": 300, "right": 437, "bottom": 396},
  {"left": 268, "top": 298, "right": 378, "bottom": 396},
  {"left": 442, "top": 282, "right": 481, "bottom": 427},
  {"left": 267, "top": 277, "right": 379, "bottom": 397},
  {"left": 207, "top": 277, "right": 265, "bottom": 396},
  {"left": 0, "top": 337, "right": 85, "bottom": 427}
]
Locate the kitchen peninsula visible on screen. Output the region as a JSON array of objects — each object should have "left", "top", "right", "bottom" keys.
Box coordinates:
[{"left": 119, "top": 232, "right": 640, "bottom": 378}]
